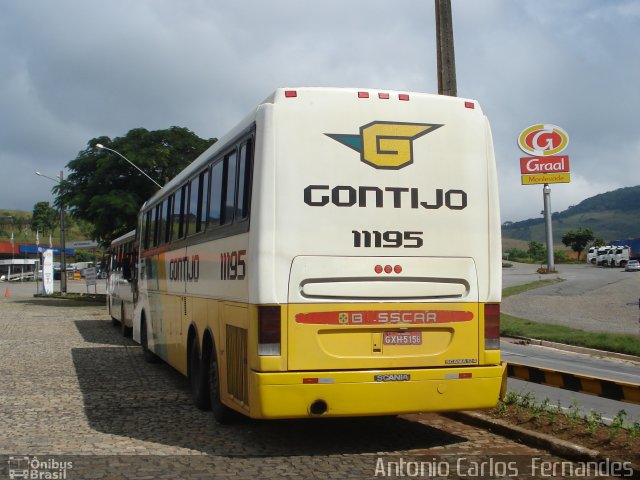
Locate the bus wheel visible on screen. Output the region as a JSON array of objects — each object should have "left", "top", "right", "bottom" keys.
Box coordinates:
[
  {"left": 208, "top": 344, "right": 237, "bottom": 424},
  {"left": 141, "top": 317, "right": 159, "bottom": 363},
  {"left": 120, "top": 304, "right": 132, "bottom": 338},
  {"left": 189, "top": 335, "right": 211, "bottom": 410}
]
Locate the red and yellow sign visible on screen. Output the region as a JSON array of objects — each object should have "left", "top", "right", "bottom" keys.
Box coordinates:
[
  {"left": 518, "top": 124, "right": 570, "bottom": 185},
  {"left": 521, "top": 173, "right": 571, "bottom": 185},
  {"left": 520, "top": 156, "right": 569, "bottom": 174},
  {"left": 517, "top": 124, "right": 569, "bottom": 156}
]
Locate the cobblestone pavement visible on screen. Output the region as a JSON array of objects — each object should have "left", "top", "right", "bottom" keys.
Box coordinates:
[{"left": 0, "top": 294, "right": 603, "bottom": 479}]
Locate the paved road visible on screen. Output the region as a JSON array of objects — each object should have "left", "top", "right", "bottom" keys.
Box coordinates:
[
  {"left": 503, "top": 263, "right": 640, "bottom": 335},
  {"left": 1, "top": 294, "right": 567, "bottom": 479}
]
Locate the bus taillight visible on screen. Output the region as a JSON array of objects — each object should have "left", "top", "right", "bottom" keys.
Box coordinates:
[
  {"left": 258, "top": 306, "right": 281, "bottom": 356},
  {"left": 484, "top": 303, "right": 500, "bottom": 350}
]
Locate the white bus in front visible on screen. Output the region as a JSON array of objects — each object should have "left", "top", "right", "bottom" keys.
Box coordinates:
[{"left": 134, "top": 88, "right": 506, "bottom": 422}]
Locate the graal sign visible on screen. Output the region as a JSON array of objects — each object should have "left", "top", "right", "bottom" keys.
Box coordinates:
[{"left": 517, "top": 124, "right": 570, "bottom": 185}]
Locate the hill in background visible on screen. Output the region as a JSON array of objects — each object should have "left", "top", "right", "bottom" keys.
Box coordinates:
[{"left": 503, "top": 185, "right": 640, "bottom": 243}]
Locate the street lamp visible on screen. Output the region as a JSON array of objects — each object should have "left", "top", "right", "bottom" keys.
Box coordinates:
[
  {"left": 35, "top": 171, "right": 67, "bottom": 294},
  {"left": 95, "top": 144, "right": 162, "bottom": 188}
]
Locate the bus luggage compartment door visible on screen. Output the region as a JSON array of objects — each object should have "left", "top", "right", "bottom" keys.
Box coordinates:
[{"left": 287, "top": 256, "right": 480, "bottom": 371}]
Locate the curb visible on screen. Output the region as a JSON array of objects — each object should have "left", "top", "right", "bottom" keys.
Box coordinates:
[
  {"left": 444, "top": 411, "right": 639, "bottom": 479},
  {"left": 506, "top": 362, "right": 640, "bottom": 405},
  {"left": 33, "top": 293, "right": 106, "bottom": 304}
]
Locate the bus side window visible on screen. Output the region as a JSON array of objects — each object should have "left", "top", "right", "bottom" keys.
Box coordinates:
[
  {"left": 164, "top": 196, "right": 172, "bottom": 244},
  {"left": 187, "top": 169, "right": 208, "bottom": 235},
  {"left": 122, "top": 252, "right": 132, "bottom": 280},
  {"left": 157, "top": 201, "right": 166, "bottom": 246},
  {"left": 143, "top": 210, "right": 152, "bottom": 250},
  {"left": 236, "top": 139, "right": 253, "bottom": 221},
  {"left": 208, "top": 160, "right": 224, "bottom": 227},
  {"left": 171, "top": 186, "right": 186, "bottom": 241},
  {"left": 186, "top": 176, "right": 198, "bottom": 236},
  {"left": 199, "top": 169, "right": 209, "bottom": 232},
  {"left": 223, "top": 150, "right": 237, "bottom": 225},
  {"left": 153, "top": 204, "right": 162, "bottom": 247}
]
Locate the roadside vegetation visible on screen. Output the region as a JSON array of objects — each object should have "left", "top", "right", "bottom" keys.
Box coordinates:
[
  {"left": 490, "top": 392, "right": 639, "bottom": 464},
  {"left": 503, "top": 241, "right": 581, "bottom": 265},
  {"left": 501, "top": 313, "right": 640, "bottom": 357}
]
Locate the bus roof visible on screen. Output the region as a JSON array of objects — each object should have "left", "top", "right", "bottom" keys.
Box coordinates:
[
  {"left": 110, "top": 229, "right": 136, "bottom": 247},
  {"left": 142, "top": 87, "right": 482, "bottom": 210}
]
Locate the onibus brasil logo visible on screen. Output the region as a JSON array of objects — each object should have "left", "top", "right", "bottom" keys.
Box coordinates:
[{"left": 326, "top": 121, "right": 443, "bottom": 170}]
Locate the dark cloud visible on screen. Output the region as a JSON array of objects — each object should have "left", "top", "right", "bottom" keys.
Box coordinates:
[{"left": 1, "top": 0, "right": 638, "bottom": 223}]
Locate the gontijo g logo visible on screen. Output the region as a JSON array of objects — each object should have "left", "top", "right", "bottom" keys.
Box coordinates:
[{"left": 326, "top": 121, "right": 443, "bottom": 170}]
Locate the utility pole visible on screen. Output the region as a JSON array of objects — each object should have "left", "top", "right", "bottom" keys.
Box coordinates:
[{"left": 435, "top": 0, "right": 457, "bottom": 96}]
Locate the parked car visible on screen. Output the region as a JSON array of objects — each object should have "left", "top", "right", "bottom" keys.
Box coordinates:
[{"left": 625, "top": 259, "right": 640, "bottom": 272}]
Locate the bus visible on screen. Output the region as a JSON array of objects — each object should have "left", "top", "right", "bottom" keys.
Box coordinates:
[
  {"left": 134, "top": 87, "right": 506, "bottom": 422},
  {"left": 107, "top": 229, "right": 137, "bottom": 336}
]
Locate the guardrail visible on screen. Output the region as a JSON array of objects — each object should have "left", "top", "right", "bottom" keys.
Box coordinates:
[{"left": 507, "top": 362, "right": 640, "bottom": 404}]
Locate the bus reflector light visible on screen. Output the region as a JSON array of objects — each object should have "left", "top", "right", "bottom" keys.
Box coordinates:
[
  {"left": 303, "top": 378, "right": 334, "bottom": 384},
  {"left": 375, "top": 265, "right": 402, "bottom": 274},
  {"left": 399, "top": 94, "right": 410, "bottom": 101},
  {"left": 465, "top": 101, "right": 475, "bottom": 109},
  {"left": 358, "top": 91, "right": 369, "bottom": 98},
  {"left": 378, "top": 93, "right": 390, "bottom": 99},
  {"left": 285, "top": 90, "right": 297, "bottom": 98},
  {"left": 258, "top": 306, "right": 281, "bottom": 355},
  {"left": 484, "top": 303, "right": 500, "bottom": 350}
]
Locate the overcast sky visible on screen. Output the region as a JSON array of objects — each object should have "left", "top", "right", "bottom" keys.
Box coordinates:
[{"left": 1, "top": 0, "right": 638, "bottom": 224}]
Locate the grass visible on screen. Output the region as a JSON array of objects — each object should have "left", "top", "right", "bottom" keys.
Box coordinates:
[
  {"left": 502, "top": 278, "right": 564, "bottom": 298},
  {"left": 501, "top": 313, "right": 640, "bottom": 356},
  {"left": 501, "top": 279, "right": 640, "bottom": 357}
]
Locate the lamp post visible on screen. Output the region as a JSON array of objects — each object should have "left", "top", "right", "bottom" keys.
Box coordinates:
[
  {"left": 95, "top": 144, "right": 162, "bottom": 188},
  {"left": 35, "top": 171, "right": 67, "bottom": 294}
]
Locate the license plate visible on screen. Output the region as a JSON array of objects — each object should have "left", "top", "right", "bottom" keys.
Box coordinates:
[{"left": 383, "top": 331, "right": 422, "bottom": 346}]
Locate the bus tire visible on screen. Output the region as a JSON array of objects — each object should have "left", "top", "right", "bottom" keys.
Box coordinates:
[
  {"left": 208, "top": 343, "right": 237, "bottom": 424},
  {"left": 121, "top": 303, "right": 132, "bottom": 338},
  {"left": 141, "top": 317, "right": 159, "bottom": 363},
  {"left": 189, "top": 335, "right": 211, "bottom": 410}
]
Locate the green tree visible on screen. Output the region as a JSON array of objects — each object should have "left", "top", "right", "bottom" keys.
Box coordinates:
[
  {"left": 561, "top": 227, "right": 595, "bottom": 260},
  {"left": 32, "top": 201, "right": 58, "bottom": 237},
  {"left": 56, "top": 127, "right": 215, "bottom": 244},
  {"left": 527, "top": 241, "right": 546, "bottom": 261}
]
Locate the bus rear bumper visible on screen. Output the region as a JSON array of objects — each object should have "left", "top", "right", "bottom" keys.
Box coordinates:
[{"left": 248, "top": 363, "right": 507, "bottom": 419}]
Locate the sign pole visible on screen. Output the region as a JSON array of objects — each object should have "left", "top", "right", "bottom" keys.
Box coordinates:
[{"left": 543, "top": 184, "right": 555, "bottom": 271}]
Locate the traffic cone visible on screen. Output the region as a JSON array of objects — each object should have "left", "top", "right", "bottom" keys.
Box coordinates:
[{"left": 4, "top": 287, "right": 9, "bottom": 298}]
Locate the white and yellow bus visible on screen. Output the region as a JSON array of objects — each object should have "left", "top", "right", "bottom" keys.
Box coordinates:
[
  {"left": 134, "top": 87, "right": 506, "bottom": 422},
  {"left": 107, "top": 229, "right": 137, "bottom": 336}
]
